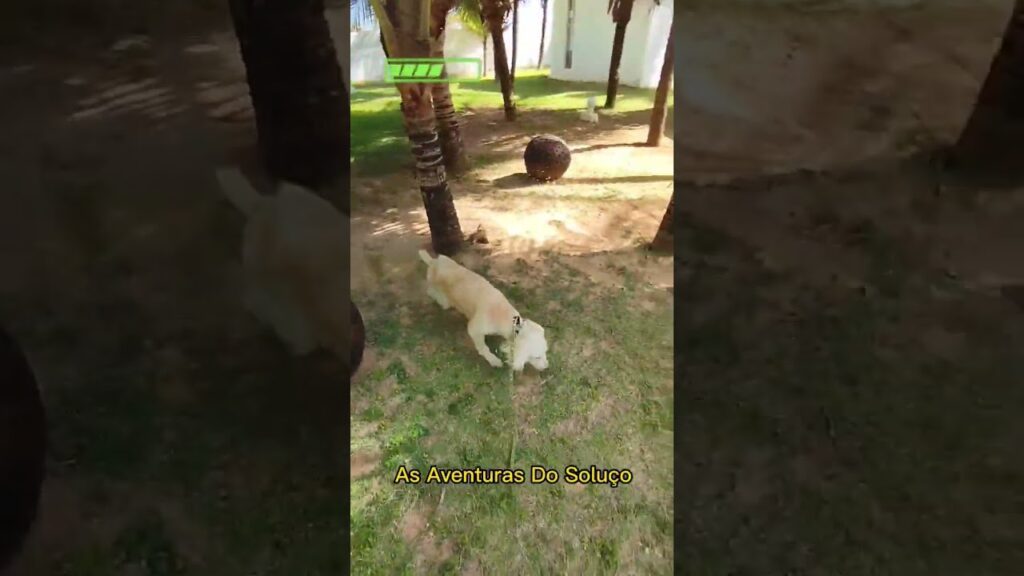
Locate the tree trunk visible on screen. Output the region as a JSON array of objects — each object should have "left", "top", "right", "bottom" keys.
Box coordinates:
[
  {"left": 604, "top": 0, "right": 634, "bottom": 110},
  {"left": 950, "top": 0, "right": 1024, "bottom": 180},
  {"left": 489, "top": 26, "right": 516, "bottom": 120},
  {"left": 482, "top": 0, "right": 516, "bottom": 120},
  {"left": 511, "top": 0, "right": 519, "bottom": 86},
  {"left": 372, "top": 0, "right": 465, "bottom": 254},
  {"left": 646, "top": 23, "right": 674, "bottom": 146},
  {"left": 432, "top": 82, "right": 468, "bottom": 174},
  {"left": 228, "top": 0, "right": 347, "bottom": 190},
  {"left": 380, "top": 29, "right": 390, "bottom": 58},
  {"left": 483, "top": 36, "right": 488, "bottom": 77},
  {"left": 400, "top": 84, "right": 465, "bottom": 255},
  {"left": 650, "top": 190, "right": 674, "bottom": 253},
  {"left": 430, "top": 0, "right": 468, "bottom": 174},
  {"left": 537, "top": 0, "right": 548, "bottom": 70}
]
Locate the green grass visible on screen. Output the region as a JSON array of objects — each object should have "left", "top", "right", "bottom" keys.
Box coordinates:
[
  {"left": 350, "top": 253, "right": 674, "bottom": 574},
  {"left": 351, "top": 70, "right": 671, "bottom": 176}
]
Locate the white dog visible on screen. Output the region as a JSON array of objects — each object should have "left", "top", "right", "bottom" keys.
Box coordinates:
[
  {"left": 217, "top": 168, "right": 349, "bottom": 360},
  {"left": 419, "top": 250, "right": 549, "bottom": 372},
  {"left": 579, "top": 96, "right": 599, "bottom": 124}
]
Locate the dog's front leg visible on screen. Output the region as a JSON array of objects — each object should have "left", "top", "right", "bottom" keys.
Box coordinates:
[{"left": 467, "top": 320, "right": 503, "bottom": 368}]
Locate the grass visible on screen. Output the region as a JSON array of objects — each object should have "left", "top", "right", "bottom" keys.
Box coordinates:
[
  {"left": 351, "top": 70, "right": 672, "bottom": 176},
  {"left": 350, "top": 253, "right": 674, "bottom": 574}
]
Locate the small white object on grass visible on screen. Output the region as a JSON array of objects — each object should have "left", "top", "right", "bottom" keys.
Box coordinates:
[{"left": 579, "top": 96, "right": 599, "bottom": 124}]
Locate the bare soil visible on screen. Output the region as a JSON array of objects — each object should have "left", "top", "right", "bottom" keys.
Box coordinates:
[{"left": 678, "top": 3, "right": 1024, "bottom": 572}]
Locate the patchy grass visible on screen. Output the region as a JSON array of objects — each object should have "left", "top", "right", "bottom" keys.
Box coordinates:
[
  {"left": 350, "top": 251, "right": 674, "bottom": 574},
  {"left": 351, "top": 70, "right": 673, "bottom": 176}
]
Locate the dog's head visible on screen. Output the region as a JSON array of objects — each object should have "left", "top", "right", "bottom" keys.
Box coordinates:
[{"left": 512, "top": 319, "right": 549, "bottom": 372}]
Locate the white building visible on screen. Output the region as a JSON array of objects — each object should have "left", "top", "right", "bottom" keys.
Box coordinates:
[
  {"left": 348, "top": 0, "right": 554, "bottom": 84},
  {"left": 547, "top": 0, "right": 673, "bottom": 88}
]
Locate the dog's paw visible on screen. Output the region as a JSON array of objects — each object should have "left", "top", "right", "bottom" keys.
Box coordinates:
[{"left": 487, "top": 356, "right": 504, "bottom": 368}]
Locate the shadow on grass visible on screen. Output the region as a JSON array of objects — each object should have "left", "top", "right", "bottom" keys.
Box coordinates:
[
  {"left": 353, "top": 72, "right": 665, "bottom": 109},
  {"left": 492, "top": 172, "right": 674, "bottom": 189},
  {"left": 572, "top": 142, "right": 648, "bottom": 154},
  {"left": 351, "top": 73, "right": 671, "bottom": 177},
  {"left": 351, "top": 108, "right": 659, "bottom": 178}
]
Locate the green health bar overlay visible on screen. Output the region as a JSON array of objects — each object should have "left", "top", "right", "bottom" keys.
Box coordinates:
[{"left": 385, "top": 58, "right": 482, "bottom": 83}]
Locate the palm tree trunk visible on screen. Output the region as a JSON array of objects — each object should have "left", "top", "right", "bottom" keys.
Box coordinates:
[
  {"left": 650, "top": 189, "right": 674, "bottom": 253},
  {"left": 489, "top": 26, "right": 516, "bottom": 120},
  {"left": 482, "top": 0, "right": 517, "bottom": 120},
  {"left": 372, "top": 0, "right": 464, "bottom": 254},
  {"left": 646, "top": 23, "right": 674, "bottom": 146},
  {"left": 511, "top": 0, "right": 519, "bottom": 87},
  {"left": 380, "top": 29, "right": 390, "bottom": 58},
  {"left": 228, "top": 0, "right": 347, "bottom": 190},
  {"left": 950, "top": 0, "right": 1024, "bottom": 179},
  {"left": 400, "top": 84, "right": 464, "bottom": 255},
  {"left": 432, "top": 82, "right": 468, "bottom": 173},
  {"left": 430, "top": 0, "right": 468, "bottom": 174},
  {"left": 537, "top": 0, "right": 548, "bottom": 70},
  {"left": 604, "top": 0, "right": 634, "bottom": 110}
]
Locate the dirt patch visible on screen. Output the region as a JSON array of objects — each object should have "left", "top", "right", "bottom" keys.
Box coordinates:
[
  {"left": 460, "top": 558, "right": 482, "bottom": 576},
  {"left": 350, "top": 347, "right": 378, "bottom": 387},
  {"left": 352, "top": 106, "right": 673, "bottom": 297},
  {"left": 679, "top": 4, "right": 1012, "bottom": 180},
  {"left": 398, "top": 505, "right": 454, "bottom": 574},
  {"left": 511, "top": 371, "right": 546, "bottom": 440},
  {"left": 553, "top": 397, "right": 621, "bottom": 439},
  {"left": 351, "top": 450, "right": 381, "bottom": 481}
]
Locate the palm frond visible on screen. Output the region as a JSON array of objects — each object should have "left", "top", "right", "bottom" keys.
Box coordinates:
[
  {"left": 455, "top": 0, "right": 487, "bottom": 38},
  {"left": 351, "top": 0, "right": 377, "bottom": 28}
]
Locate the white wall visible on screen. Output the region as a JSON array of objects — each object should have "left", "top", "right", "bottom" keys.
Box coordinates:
[
  {"left": 326, "top": 5, "right": 350, "bottom": 89},
  {"left": 350, "top": 29, "right": 387, "bottom": 84},
  {"left": 349, "top": 0, "right": 556, "bottom": 84},
  {"left": 548, "top": 0, "right": 672, "bottom": 88},
  {"left": 640, "top": 2, "right": 674, "bottom": 88}
]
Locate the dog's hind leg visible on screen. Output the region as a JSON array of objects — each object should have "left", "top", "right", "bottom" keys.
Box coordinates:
[{"left": 467, "top": 317, "right": 503, "bottom": 368}]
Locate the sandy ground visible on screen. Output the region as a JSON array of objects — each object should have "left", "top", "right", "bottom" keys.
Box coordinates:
[
  {"left": 679, "top": 2, "right": 1015, "bottom": 181},
  {"left": 678, "top": 4, "right": 1024, "bottom": 571},
  {"left": 677, "top": 1, "right": 1024, "bottom": 286},
  {"left": 350, "top": 116, "right": 675, "bottom": 300}
]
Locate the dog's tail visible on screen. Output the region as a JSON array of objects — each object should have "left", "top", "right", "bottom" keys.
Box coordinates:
[
  {"left": 418, "top": 249, "right": 435, "bottom": 267},
  {"left": 216, "top": 167, "right": 265, "bottom": 218}
]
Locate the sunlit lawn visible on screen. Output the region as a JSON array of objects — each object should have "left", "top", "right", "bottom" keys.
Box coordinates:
[{"left": 351, "top": 69, "right": 673, "bottom": 176}]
